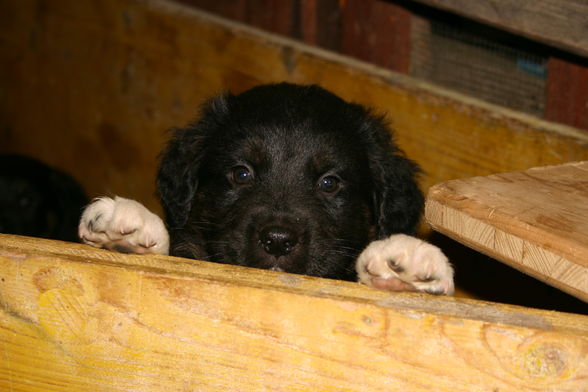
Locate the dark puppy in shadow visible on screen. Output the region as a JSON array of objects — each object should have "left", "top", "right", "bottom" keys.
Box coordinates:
[{"left": 0, "top": 154, "right": 87, "bottom": 242}]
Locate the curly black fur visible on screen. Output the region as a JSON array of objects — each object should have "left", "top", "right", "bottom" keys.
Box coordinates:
[{"left": 157, "top": 83, "right": 423, "bottom": 280}]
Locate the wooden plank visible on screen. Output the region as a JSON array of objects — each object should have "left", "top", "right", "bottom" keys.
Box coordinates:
[
  {"left": 174, "top": 0, "right": 248, "bottom": 22},
  {"left": 340, "top": 0, "right": 412, "bottom": 73},
  {"left": 300, "top": 0, "right": 342, "bottom": 52},
  {"left": 546, "top": 57, "right": 588, "bottom": 131},
  {"left": 176, "top": 0, "right": 296, "bottom": 36},
  {"left": 410, "top": 0, "right": 588, "bottom": 57},
  {"left": 1, "top": 0, "right": 588, "bottom": 214},
  {"left": 425, "top": 161, "right": 588, "bottom": 302},
  {"left": 1, "top": 233, "right": 587, "bottom": 391},
  {"left": 300, "top": 0, "right": 341, "bottom": 51},
  {"left": 244, "top": 0, "right": 296, "bottom": 37}
]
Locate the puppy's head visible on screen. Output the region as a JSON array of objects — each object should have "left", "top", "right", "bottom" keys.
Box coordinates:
[{"left": 157, "top": 83, "right": 423, "bottom": 280}]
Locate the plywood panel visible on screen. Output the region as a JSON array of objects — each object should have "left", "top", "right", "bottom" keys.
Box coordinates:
[
  {"left": 1, "top": 233, "right": 587, "bottom": 391},
  {"left": 426, "top": 161, "right": 588, "bottom": 301}
]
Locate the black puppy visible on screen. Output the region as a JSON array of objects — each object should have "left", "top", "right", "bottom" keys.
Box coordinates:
[
  {"left": 0, "top": 154, "right": 87, "bottom": 242},
  {"left": 79, "top": 83, "right": 453, "bottom": 294}
]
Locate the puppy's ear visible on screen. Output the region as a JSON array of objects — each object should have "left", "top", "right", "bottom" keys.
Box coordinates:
[
  {"left": 156, "top": 93, "right": 231, "bottom": 228},
  {"left": 361, "top": 114, "right": 424, "bottom": 237}
]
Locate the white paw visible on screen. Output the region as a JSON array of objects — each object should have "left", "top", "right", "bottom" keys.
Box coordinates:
[
  {"left": 78, "top": 196, "right": 169, "bottom": 255},
  {"left": 356, "top": 234, "right": 454, "bottom": 295}
]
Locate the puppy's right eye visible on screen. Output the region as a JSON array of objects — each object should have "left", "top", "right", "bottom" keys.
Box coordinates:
[
  {"left": 318, "top": 175, "right": 341, "bottom": 194},
  {"left": 231, "top": 165, "right": 254, "bottom": 185}
]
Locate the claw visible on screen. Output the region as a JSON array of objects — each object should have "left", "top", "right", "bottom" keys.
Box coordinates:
[{"left": 386, "top": 258, "right": 405, "bottom": 273}]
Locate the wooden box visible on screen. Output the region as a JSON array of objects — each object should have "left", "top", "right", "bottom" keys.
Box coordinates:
[{"left": 1, "top": 1, "right": 587, "bottom": 390}]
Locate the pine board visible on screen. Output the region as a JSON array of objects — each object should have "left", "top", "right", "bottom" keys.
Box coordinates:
[
  {"left": 426, "top": 161, "right": 588, "bottom": 302},
  {"left": 0, "top": 233, "right": 587, "bottom": 391}
]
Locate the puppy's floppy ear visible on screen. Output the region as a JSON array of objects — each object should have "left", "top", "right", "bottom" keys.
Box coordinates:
[
  {"left": 360, "top": 113, "right": 424, "bottom": 237},
  {"left": 156, "top": 93, "right": 231, "bottom": 228}
]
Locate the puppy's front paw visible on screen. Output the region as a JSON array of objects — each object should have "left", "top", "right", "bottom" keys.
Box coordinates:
[
  {"left": 78, "top": 196, "right": 169, "bottom": 255},
  {"left": 356, "top": 234, "right": 454, "bottom": 295}
]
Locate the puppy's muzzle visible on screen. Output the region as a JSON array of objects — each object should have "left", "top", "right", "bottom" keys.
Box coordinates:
[{"left": 259, "top": 225, "right": 298, "bottom": 256}]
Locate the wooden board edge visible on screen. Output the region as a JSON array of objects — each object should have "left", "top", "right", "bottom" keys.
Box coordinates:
[
  {"left": 426, "top": 169, "right": 588, "bottom": 269},
  {"left": 1, "top": 233, "right": 587, "bottom": 333},
  {"left": 1, "top": 233, "right": 588, "bottom": 391},
  {"left": 425, "top": 191, "right": 588, "bottom": 303}
]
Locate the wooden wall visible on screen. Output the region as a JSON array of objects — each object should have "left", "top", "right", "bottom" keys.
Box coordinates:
[
  {"left": 2, "top": 0, "right": 587, "bottom": 213},
  {"left": 175, "top": 0, "right": 415, "bottom": 74},
  {"left": 179, "top": 0, "right": 588, "bottom": 131}
]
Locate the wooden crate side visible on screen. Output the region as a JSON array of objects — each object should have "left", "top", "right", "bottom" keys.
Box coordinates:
[
  {"left": 1, "top": 0, "right": 588, "bottom": 211},
  {"left": 1, "top": 233, "right": 587, "bottom": 391}
]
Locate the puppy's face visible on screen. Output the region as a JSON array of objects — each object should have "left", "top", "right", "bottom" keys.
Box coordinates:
[
  {"left": 157, "top": 83, "right": 423, "bottom": 280},
  {"left": 192, "top": 120, "right": 373, "bottom": 278}
]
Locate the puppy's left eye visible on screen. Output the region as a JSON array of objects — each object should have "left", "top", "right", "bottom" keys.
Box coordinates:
[
  {"left": 318, "top": 175, "right": 341, "bottom": 194},
  {"left": 231, "top": 165, "right": 254, "bottom": 185}
]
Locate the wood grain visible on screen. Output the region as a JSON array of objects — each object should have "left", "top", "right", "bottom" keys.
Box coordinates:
[
  {"left": 411, "top": 0, "right": 588, "bottom": 57},
  {"left": 426, "top": 161, "right": 588, "bottom": 302},
  {"left": 1, "top": 233, "right": 587, "bottom": 391},
  {"left": 340, "top": 0, "right": 412, "bottom": 73},
  {"left": 1, "top": 0, "right": 588, "bottom": 215},
  {"left": 546, "top": 57, "right": 588, "bottom": 131}
]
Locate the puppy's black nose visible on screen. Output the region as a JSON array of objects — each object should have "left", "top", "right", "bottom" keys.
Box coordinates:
[{"left": 259, "top": 226, "right": 298, "bottom": 256}]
